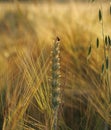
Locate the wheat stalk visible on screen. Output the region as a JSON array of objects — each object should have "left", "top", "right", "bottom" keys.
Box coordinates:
[{"left": 51, "top": 37, "right": 61, "bottom": 130}]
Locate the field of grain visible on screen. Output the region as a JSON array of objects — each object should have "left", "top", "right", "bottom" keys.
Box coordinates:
[{"left": 0, "top": 1, "right": 111, "bottom": 130}]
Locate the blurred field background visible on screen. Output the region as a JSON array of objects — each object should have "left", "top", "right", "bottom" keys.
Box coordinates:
[{"left": 0, "top": 0, "right": 111, "bottom": 130}]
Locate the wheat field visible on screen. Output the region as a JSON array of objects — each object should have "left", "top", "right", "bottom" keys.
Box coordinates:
[{"left": 0, "top": 1, "right": 111, "bottom": 130}]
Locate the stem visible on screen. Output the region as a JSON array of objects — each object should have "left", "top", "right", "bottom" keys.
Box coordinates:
[
  {"left": 53, "top": 108, "right": 59, "bottom": 130},
  {"left": 100, "top": 4, "right": 106, "bottom": 61}
]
